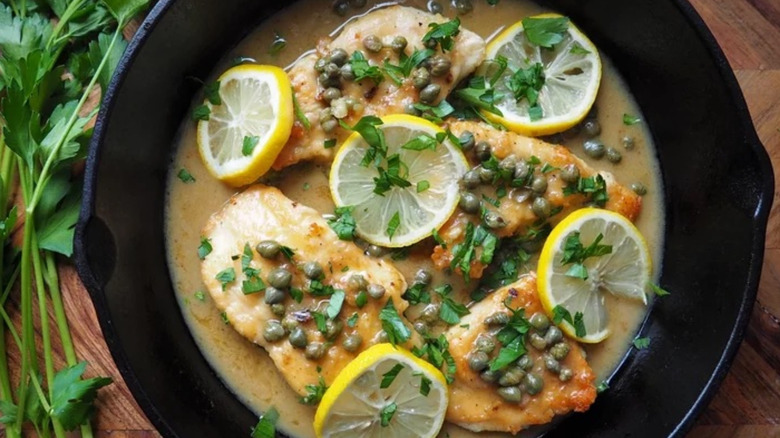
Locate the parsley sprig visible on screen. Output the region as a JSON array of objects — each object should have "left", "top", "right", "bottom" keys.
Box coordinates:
[
  {"left": 560, "top": 231, "right": 612, "bottom": 280},
  {"left": 489, "top": 304, "right": 531, "bottom": 371},
  {"left": 422, "top": 18, "right": 461, "bottom": 52}
]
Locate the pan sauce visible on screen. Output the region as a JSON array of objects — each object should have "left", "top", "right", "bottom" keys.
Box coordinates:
[{"left": 165, "top": 1, "right": 665, "bottom": 436}]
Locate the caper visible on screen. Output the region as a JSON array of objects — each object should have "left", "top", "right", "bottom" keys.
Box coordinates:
[
  {"left": 474, "top": 334, "right": 495, "bottom": 353},
  {"left": 302, "top": 261, "right": 324, "bottom": 280},
  {"left": 478, "top": 166, "right": 495, "bottom": 184},
  {"left": 522, "top": 372, "right": 544, "bottom": 395},
  {"left": 314, "top": 57, "right": 328, "bottom": 72},
  {"left": 321, "top": 117, "right": 339, "bottom": 133},
  {"left": 366, "top": 244, "right": 385, "bottom": 258},
  {"left": 333, "top": 0, "right": 349, "bottom": 16},
  {"left": 349, "top": 0, "right": 367, "bottom": 7},
  {"left": 329, "top": 48, "right": 349, "bottom": 66},
  {"left": 560, "top": 164, "right": 580, "bottom": 183},
  {"left": 468, "top": 351, "right": 490, "bottom": 372},
  {"left": 517, "top": 354, "right": 533, "bottom": 370},
  {"left": 458, "top": 131, "right": 475, "bottom": 152},
  {"left": 413, "top": 321, "right": 430, "bottom": 336},
  {"left": 263, "top": 320, "right": 285, "bottom": 342},
  {"left": 271, "top": 303, "right": 286, "bottom": 316},
  {"left": 318, "top": 72, "right": 339, "bottom": 88},
  {"left": 480, "top": 369, "right": 500, "bottom": 383},
  {"left": 404, "top": 103, "right": 421, "bottom": 116},
  {"left": 412, "top": 67, "right": 431, "bottom": 90},
  {"left": 544, "top": 326, "right": 563, "bottom": 344},
  {"left": 513, "top": 188, "right": 531, "bottom": 204},
  {"left": 497, "top": 386, "right": 523, "bottom": 402},
  {"left": 499, "top": 367, "right": 525, "bottom": 387},
  {"left": 256, "top": 240, "right": 281, "bottom": 258},
  {"left": 550, "top": 342, "right": 570, "bottom": 361},
  {"left": 325, "top": 319, "right": 343, "bottom": 341},
  {"left": 583, "top": 139, "right": 606, "bottom": 159},
  {"left": 430, "top": 55, "right": 451, "bottom": 77},
  {"left": 583, "top": 119, "right": 601, "bottom": 137},
  {"left": 459, "top": 191, "right": 481, "bottom": 214},
  {"left": 532, "top": 197, "right": 551, "bottom": 218},
  {"left": 475, "top": 141, "right": 492, "bottom": 161},
  {"left": 340, "top": 63, "right": 355, "bottom": 81},
  {"left": 305, "top": 342, "right": 326, "bottom": 360},
  {"left": 419, "top": 303, "right": 440, "bottom": 323},
  {"left": 427, "top": 0, "right": 443, "bottom": 14},
  {"left": 264, "top": 286, "right": 286, "bottom": 304},
  {"left": 484, "top": 312, "right": 510, "bottom": 326},
  {"left": 414, "top": 269, "right": 433, "bottom": 286},
  {"left": 342, "top": 333, "right": 363, "bottom": 352},
  {"left": 531, "top": 175, "right": 548, "bottom": 194},
  {"left": 606, "top": 147, "right": 622, "bottom": 163},
  {"left": 529, "top": 313, "right": 550, "bottom": 332},
  {"left": 319, "top": 107, "right": 333, "bottom": 120},
  {"left": 529, "top": 332, "right": 547, "bottom": 351},
  {"left": 499, "top": 155, "right": 517, "bottom": 173},
  {"left": 453, "top": 0, "right": 473, "bottom": 15},
  {"left": 514, "top": 161, "right": 530, "bottom": 180},
  {"left": 390, "top": 36, "right": 407, "bottom": 53},
  {"left": 322, "top": 87, "right": 341, "bottom": 103},
  {"left": 363, "top": 35, "right": 383, "bottom": 53},
  {"left": 462, "top": 169, "right": 481, "bottom": 189},
  {"left": 348, "top": 274, "right": 368, "bottom": 291},
  {"left": 367, "top": 283, "right": 386, "bottom": 299},
  {"left": 559, "top": 367, "right": 573, "bottom": 382},
  {"left": 543, "top": 354, "right": 561, "bottom": 373},
  {"left": 622, "top": 135, "right": 635, "bottom": 150},
  {"left": 268, "top": 267, "right": 292, "bottom": 289},
  {"left": 281, "top": 314, "right": 299, "bottom": 332},
  {"left": 419, "top": 83, "right": 441, "bottom": 104},
  {"left": 324, "top": 62, "right": 341, "bottom": 78},
  {"left": 288, "top": 326, "right": 308, "bottom": 348},
  {"left": 630, "top": 182, "right": 647, "bottom": 196},
  {"left": 483, "top": 211, "right": 506, "bottom": 229}
]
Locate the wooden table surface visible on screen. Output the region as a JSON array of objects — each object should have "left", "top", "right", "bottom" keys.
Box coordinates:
[{"left": 30, "top": 0, "right": 780, "bottom": 437}]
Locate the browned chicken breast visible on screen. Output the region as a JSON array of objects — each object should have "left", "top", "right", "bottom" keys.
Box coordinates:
[
  {"left": 433, "top": 120, "right": 643, "bottom": 279},
  {"left": 273, "top": 5, "right": 486, "bottom": 170},
  {"left": 200, "top": 185, "right": 416, "bottom": 395},
  {"left": 445, "top": 274, "right": 597, "bottom": 433}
]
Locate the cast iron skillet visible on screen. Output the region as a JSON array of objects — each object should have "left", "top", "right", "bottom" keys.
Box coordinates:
[{"left": 73, "top": 0, "right": 774, "bottom": 436}]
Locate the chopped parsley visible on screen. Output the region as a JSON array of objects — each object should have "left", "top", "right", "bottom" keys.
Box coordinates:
[
  {"left": 324, "top": 138, "right": 337, "bottom": 149},
  {"left": 299, "top": 376, "right": 328, "bottom": 405},
  {"left": 489, "top": 305, "right": 531, "bottom": 371},
  {"left": 570, "top": 42, "right": 591, "bottom": 55},
  {"left": 251, "top": 407, "right": 279, "bottom": 438},
  {"left": 648, "top": 282, "right": 671, "bottom": 297},
  {"left": 419, "top": 375, "right": 432, "bottom": 396},
  {"left": 386, "top": 211, "right": 401, "bottom": 239},
  {"left": 194, "top": 291, "right": 206, "bottom": 301},
  {"left": 401, "top": 134, "right": 438, "bottom": 151},
  {"left": 432, "top": 229, "right": 446, "bottom": 248},
  {"left": 327, "top": 206, "right": 357, "bottom": 241},
  {"left": 177, "top": 168, "right": 196, "bottom": 183},
  {"left": 413, "top": 99, "right": 455, "bottom": 123},
  {"left": 355, "top": 290, "right": 368, "bottom": 308},
  {"left": 203, "top": 81, "right": 221, "bottom": 105},
  {"left": 552, "top": 305, "right": 587, "bottom": 337},
  {"left": 349, "top": 51, "right": 384, "bottom": 84},
  {"left": 215, "top": 267, "right": 235, "bottom": 290},
  {"left": 422, "top": 18, "right": 461, "bottom": 52},
  {"left": 597, "top": 381, "right": 610, "bottom": 393},
  {"left": 454, "top": 76, "right": 504, "bottom": 116},
  {"left": 380, "top": 402, "right": 397, "bottom": 427},
  {"left": 435, "top": 284, "right": 470, "bottom": 325},
  {"left": 623, "top": 113, "right": 642, "bottom": 125},
  {"left": 308, "top": 279, "right": 336, "bottom": 296},
  {"left": 280, "top": 245, "right": 296, "bottom": 261},
  {"left": 220, "top": 312, "right": 229, "bottom": 324},
  {"left": 191, "top": 104, "right": 210, "bottom": 121},
  {"left": 508, "top": 63, "right": 545, "bottom": 121},
  {"left": 374, "top": 154, "right": 412, "bottom": 195},
  {"left": 289, "top": 287, "right": 304, "bottom": 303},
  {"left": 403, "top": 283, "right": 431, "bottom": 305},
  {"left": 562, "top": 174, "right": 609, "bottom": 207},
  {"left": 326, "top": 290, "right": 346, "bottom": 319},
  {"left": 521, "top": 16, "right": 570, "bottom": 48},
  {"left": 380, "top": 363, "right": 404, "bottom": 388},
  {"left": 449, "top": 223, "right": 499, "bottom": 281},
  {"left": 379, "top": 298, "right": 412, "bottom": 345},
  {"left": 347, "top": 312, "right": 359, "bottom": 327},
  {"left": 633, "top": 337, "right": 651, "bottom": 349},
  {"left": 341, "top": 116, "right": 386, "bottom": 166},
  {"left": 242, "top": 135, "right": 259, "bottom": 157},
  {"left": 412, "top": 334, "right": 456, "bottom": 384},
  {"left": 292, "top": 90, "right": 311, "bottom": 130},
  {"left": 416, "top": 180, "right": 430, "bottom": 193},
  {"left": 383, "top": 48, "right": 434, "bottom": 83},
  {"left": 312, "top": 311, "right": 328, "bottom": 333},
  {"left": 560, "top": 232, "right": 612, "bottom": 280}
]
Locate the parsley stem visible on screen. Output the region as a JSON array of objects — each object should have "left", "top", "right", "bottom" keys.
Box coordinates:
[
  {"left": 0, "top": 267, "right": 22, "bottom": 438},
  {"left": 47, "top": 0, "right": 89, "bottom": 51},
  {"left": 32, "top": 231, "right": 56, "bottom": 397},
  {"left": 27, "top": 25, "right": 123, "bottom": 215}
]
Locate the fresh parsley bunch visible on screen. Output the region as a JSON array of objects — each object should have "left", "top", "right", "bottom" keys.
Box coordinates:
[{"left": 0, "top": 0, "right": 148, "bottom": 436}]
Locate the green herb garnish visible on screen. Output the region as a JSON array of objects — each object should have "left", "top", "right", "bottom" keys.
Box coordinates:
[
  {"left": 552, "top": 305, "right": 587, "bottom": 337},
  {"left": 251, "top": 406, "right": 279, "bottom": 438},
  {"left": 299, "top": 376, "right": 328, "bottom": 405},
  {"left": 422, "top": 18, "right": 461, "bottom": 52},
  {"left": 379, "top": 298, "right": 412, "bottom": 345},
  {"left": 560, "top": 232, "right": 612, "bottom": 280},
  {"left": 242, "top": 135, "right": 259, "bottom": 157},
  {"left": 521, "top": 16, "right": 570, "bottom": 48},
  {"left": 327, "top": 206, "right": 357, "bottom": 241},
  {"left": 380, "top": 364, "right": 404, "bottom": 388},
  {"left": 177, "top": 168, "right": 196, "bottom": 183}
]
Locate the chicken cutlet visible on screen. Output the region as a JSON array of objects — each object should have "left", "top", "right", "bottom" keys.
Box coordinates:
[
  {"left": 272, "top": 5, "right": 486, "bottom": 170},
  {"left": 200, "top": 185, "right": 416, "bottom": 395},
  {"left": 445, "top": 274, "right": 596, "bottom": 433},
  {"left": 432, "top": 120, "right": 642, "bottom": 279}
]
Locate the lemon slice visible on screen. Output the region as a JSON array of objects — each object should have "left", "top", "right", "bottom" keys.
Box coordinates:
[
  {"left": 329, "top": 114, "right": 468, "bottom": 247},
  {"left": 197, "top": 64, "right": 294, "bottom": 186},
  {"left": 537, "top": 208, "right": 651, "bottom": 343},
  {"left": 483, "top": 13, "right": 602, "bottom": 136},
  {"left": 314, "top": 343, "right": 448, "bottom": 438}
]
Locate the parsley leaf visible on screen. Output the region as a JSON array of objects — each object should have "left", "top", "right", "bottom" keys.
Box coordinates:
[
  {"left": 422, "top": 18, "right": 461, "bottom": 52},
  {"left": 449, "top": 224, "right": 499, "bottom": 281},
  {"left": 633, "top": 337, "right": 650, "bottom": 349},
  {"left": 341, "top": 116, "right": 386, "bottom": 166},
  {"left": 324, "top": 138, "right": 337, "bottom": 149},
  {"left": 355, "top": 290, "right": 368, "bottom": 308},
  {"left": 327, "top": 206, "right": 357, "bottom": 240},
  {"left": 380, "top": 298, "right": 412, "bottom": 345},
  {"left": 419, "top": 376, "right": 432, "bottom": 396},
  {"left": 507, "top": 63, "right": 545, "bottom": 120},
  {"left": 251, "top": 407, "right": 279, "bottom": 438},
  {"left": 401, "top": 134, "right": 438, "bottom": 151},
  {"left": 386, "top": 211, "right": 401, "bottom": 239},
  {"left": 374, "top": 154, "right": 411, "bottom": 195},
  {"left": 203, "top": 81, "right": 221, "bottom": 105},
  {"left": 50, "top": 362, "right": 113, "bottom": 430},
  {"left": 435, "top": 284, "right": 470, "bottom": 325},
  {"left": 489, "top": 307, "right": 531, "bottom": 371},
  {"left": 347, "top": 312, "right": 359, "bottom": 327},
  {"left": 349, "top": 51, "right": 384, "bottom": 84},
  {"left": 380, "top": 402, "right": 397, "bottom": 427},
  {"left": 292, "top": 90, "right": 311, "bottom": 130},
  {"left": 412, "top": 334, "right": 456, "bottom": 383},
  {"left": 623, "top": 113, "right": 642, "bottom": 125},
  {"left": 648, "top": 282, "right": 671, "bottom": 297},
  {"left": 177, "top": 168, "right": 196, "bottom": 183},
  {"left": 403, "top": 283, "right": 431, "bottom": 305},
  {"left": 191, "top": 104, "right": 210, "bottom": 121},
  {"left": 242, "top": 135, "right": 259, "bottom": 157},
  {"left": 560, "top": 232, "right": 612, "bottom": 280},
  {"left": 552, "top": 305, "right": 586, "bottom": 337},
  {"left": 326, "top": 290, "right": 346, "bottom": 319},
  {"left": 216, "top": 268, "right": 236, "bottom": 290},
  {"left": 299, "top": 376, "right": 328, "bottom": 405},
  {"left": 197, "top": 237, "right": 212, "bottom": 260},
  {"left": 521, "top": 16, "right": 570, "bottom": 48},
  {"left": 416, "top": 180, "right": 430, "bottom": 192},
  {"left": 383, "top": 48, "right": 434, "bottom": 80},
  {"left": 380, "top": 363, "right": 404, "bottom": 388},
  {"left": 562, "top": 174, "right": 609, "bottom": 207}
]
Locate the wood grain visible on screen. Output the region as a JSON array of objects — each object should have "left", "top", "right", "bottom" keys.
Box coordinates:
[{"left": 4, "top": 0, "right": 779, "bottom": 436}]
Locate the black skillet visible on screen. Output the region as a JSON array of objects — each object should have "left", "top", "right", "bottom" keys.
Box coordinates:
[{"left": 73, "top": 0, "right": 774, "bottom": 436}]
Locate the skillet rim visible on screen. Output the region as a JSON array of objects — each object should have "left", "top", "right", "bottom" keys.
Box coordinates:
[{"left": 74, "top": 0, "right": 775, "bottom": 436}]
